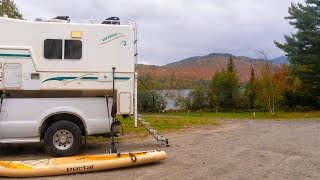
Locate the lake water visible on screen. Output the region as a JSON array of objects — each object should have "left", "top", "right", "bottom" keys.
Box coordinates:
[{"left": 159, "top": 89, "right": 191, "bottom": 110}]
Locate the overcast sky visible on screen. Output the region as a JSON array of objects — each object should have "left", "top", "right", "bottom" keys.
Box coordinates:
[{"left": 15, "top": 0, "right": 304, "bottom": 65}]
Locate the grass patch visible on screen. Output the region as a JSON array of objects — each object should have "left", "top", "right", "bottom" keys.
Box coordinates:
[
  {"left": 87, "top": 115, "right": 218, "bottom": 142},
  {"left": 160, "top": 111, "right": 320, "bottom": 119},
  {"left": 120, "top": 115, "right": 219, "bottom": 134}
]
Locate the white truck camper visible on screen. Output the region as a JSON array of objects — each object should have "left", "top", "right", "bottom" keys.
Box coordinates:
[{"left": 0, "top": 16, "right": 139, "bottom": 156}]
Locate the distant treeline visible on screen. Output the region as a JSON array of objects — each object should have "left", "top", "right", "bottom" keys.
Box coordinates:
[
  {"left": 138, "top": 74, "right": 209, "bottom": 90},
  {"left": 138, "top": 56, "right": 317, "bottom": 115}
]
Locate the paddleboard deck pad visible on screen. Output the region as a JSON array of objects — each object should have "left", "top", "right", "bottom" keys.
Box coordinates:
[{"left": 0, "top": 150, "right": 167, "bottom": 177}]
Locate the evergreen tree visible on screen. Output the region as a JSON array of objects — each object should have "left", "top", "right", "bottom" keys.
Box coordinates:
[
  {"left": 244, "top": 68, "right": 256, "bottom": 109},
  {"left": 275, "top": 0, "right": 320, "bottom": 107},
  {"left": 209, "top": 57, "right": 240, "bottom": 111},
  {"left": 227, "top": 56, "right": 236, "bottom": 73},
  {"left": 0, "top": 0, "right": 22, "bottom": 19}
]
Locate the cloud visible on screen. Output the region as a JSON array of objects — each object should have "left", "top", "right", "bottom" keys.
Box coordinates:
[{"left": 15, "top": 0, "right": 303, "bottom": 65}]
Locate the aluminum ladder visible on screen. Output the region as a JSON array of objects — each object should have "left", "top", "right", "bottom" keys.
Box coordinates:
[{"left": 138, "top": 114, "right": 169, "bottom": 147}]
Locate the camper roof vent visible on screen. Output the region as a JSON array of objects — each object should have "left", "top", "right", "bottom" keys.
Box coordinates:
[
  {"left": 102, "top": 17, "right": 120, "bottom": 25},
  {"left": 48, "top": 16, "right": 70, "bottom": 23},
  {"left": 35, "top": 17, "right": 46, "bottom": 22}
]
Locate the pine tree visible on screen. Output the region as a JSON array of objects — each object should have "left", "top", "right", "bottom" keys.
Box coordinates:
[
  {"left": 0, "top": 0, "right": 22, "bottom": 19},
  {"left": 227, "top": 56, "right": 236, "bottom": 73},
  {"left": 245, "top": 68, "right": 256, "bottom": 109},
  {"left": 275, "top": 0, "right": 320, "bottom": 107},
  {"left": 209, "top": 57, "right": 240, "bottom": 111}
]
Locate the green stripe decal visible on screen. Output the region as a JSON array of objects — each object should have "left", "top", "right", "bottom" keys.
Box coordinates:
[
  {"left": 42, "top": 76, "right": 130, "bottom": 83},
  {"left": 81, "top": 77, "right": 99, "bottom": 80},
  {"left": 42, "top": 77, "right": 97, "bottom": 83},
  {"left": 114, "top": 77, "right": 130, "bottom": 80},
  {"left": 0, "top": 54, "right": 31, "bottom": 58}
]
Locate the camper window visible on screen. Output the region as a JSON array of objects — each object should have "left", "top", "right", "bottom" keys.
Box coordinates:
[
  {"left": 44, "top": 39, "right": 82, "bottom": 60},
  {"left": 44, "top": 39, "right": 63, "bottom": 59},
  {"left": 64, "top": 40, "right": 82, "bottom": 59}
]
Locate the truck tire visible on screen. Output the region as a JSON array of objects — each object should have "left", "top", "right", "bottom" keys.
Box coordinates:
[{"left": 44, "top": 121, "right": 82, "bottom": 157}]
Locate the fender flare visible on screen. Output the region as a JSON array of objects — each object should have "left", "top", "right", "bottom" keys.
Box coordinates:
[{"left": 38, "top": 106, "right": 88, "bottom": 136}]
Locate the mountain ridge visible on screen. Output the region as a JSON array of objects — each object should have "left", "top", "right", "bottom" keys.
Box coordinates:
[
  {"left": 137, "top": 53, "right": 287, "bottom": 89},
  {"left": 164, "top": 53, "right": 286, "bottom": 67}
]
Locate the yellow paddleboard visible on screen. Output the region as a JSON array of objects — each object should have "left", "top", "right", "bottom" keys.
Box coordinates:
[{"left": 0, "top": 150, "right": 167, "bottom": 178}]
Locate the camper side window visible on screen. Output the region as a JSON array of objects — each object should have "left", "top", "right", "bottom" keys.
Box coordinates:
[
  {"left": 44, "top": 39, "right": 63, "bottom": 59},
  {"left": 44, "top": 39, "right": 82, "bottom": 60},
  {"left": 65, "top": 40, "right": 82, "bottom": 59}
]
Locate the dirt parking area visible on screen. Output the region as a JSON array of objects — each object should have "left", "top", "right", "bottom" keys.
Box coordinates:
[{"left": 1, "top": 119, "right": 320, "bottom": 180}]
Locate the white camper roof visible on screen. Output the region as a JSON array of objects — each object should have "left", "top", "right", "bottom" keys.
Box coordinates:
[{"left": 0, "top": 16, "right": 134, "bottom": 27}]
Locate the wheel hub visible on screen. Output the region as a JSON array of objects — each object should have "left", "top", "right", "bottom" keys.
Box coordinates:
[
  {"left": 59, "top": 135, "right": 68, "bottom": 144},
  {"left": 53, "top": 130, "right": 74, "bottom": 150}
]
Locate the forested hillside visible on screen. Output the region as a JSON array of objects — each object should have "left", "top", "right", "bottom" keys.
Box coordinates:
[{"left": 138, "top": 53, "right": 280, "bottom": 89}]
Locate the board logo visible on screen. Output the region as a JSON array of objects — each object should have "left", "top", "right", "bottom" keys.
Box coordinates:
[
  {"left": 100, "top": 33, "right": 126, "bottom": 45},
  {"left": 67, "top": 165, "right": 93, "bottom": 172}
]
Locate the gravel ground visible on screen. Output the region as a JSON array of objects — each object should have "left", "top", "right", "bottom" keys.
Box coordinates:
[{"left": 1, "top": 119, "right": 320, "bottom": 180}]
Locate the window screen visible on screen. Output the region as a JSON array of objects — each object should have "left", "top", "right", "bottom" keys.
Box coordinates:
[
  {"left": 44, "top": 39, "right": 63, "bottom": 59},
  {"left": 64, "top": 40, "right": 82, "bottom": 59}
]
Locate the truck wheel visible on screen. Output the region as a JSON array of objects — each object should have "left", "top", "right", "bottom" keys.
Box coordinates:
[{"left": 44, "top": 121, "right": 82, "bottom": 157}]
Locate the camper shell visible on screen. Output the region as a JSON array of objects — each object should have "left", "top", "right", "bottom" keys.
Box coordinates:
[{"left": 0, "top": 16, "right": 138, "bottom": 156}]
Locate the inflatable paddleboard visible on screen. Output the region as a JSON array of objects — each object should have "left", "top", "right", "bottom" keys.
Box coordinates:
[{"left": 0, "top": 150, "right": 167, "bottom": 177}]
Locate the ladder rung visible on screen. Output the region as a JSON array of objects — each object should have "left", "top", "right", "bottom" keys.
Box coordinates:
[
  {"left": 149, "top": 129, "right": 158, "bottom": 133},
  {"left": 150, "top": 131, "right": 158, "bottom": 135}
]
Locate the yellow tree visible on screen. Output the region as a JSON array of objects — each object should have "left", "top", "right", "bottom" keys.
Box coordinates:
[{"left": 255, "top": 51, "right": 282, "bottom": 116}]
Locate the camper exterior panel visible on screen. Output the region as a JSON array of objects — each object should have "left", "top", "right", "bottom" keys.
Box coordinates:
[{"left": 0, "top": 17, "right": 135, "bottom": 115}]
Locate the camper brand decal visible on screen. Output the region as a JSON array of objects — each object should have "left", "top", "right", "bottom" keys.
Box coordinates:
[
  {"left": 67, "top": 165, "right": 93, "bottom": 173},
  {"left": 100, "top": 33, "right": 126, "bottom": 45}
]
